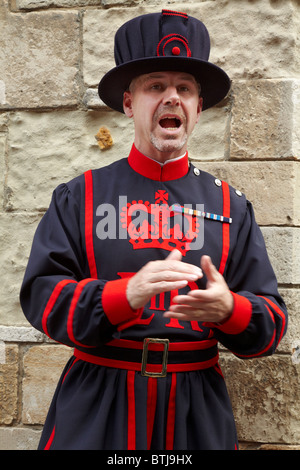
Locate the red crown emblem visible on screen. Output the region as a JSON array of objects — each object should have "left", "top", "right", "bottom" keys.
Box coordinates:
[{"left": 120, "top": 190, "right": 199, "bottom": 256}]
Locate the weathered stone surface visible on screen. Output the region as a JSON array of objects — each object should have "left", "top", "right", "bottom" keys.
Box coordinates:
[
  {"left": 22, "top": 344, "right": 73, "bottom": 424},
  {"left": 261, "top": 227, "right": 300, "bottom": 285},
  {"left": 0, "top": 326, "right": 46, "bottom": 343},
  {"left": 230, "top": 79, "right": 300, "bottom": 160},
  {"left": 83, "top": 2, "right": 300, "bottom": 90},
  {"left": 12, "top": 0, "right": 141, "bottom": 11},
  {"left": 192, "top": 161, "right": 300, "bottom": 227},
  {"left": 0, "top": 3, "right": 80, "bottom": 109},
  {"left": 0, "top": 345, "right": 18, "bottom": 425},
  {"left": 220, "top": 354, "right": 300, "bottom": 445},
  {"left": 7, "top": 110, "right": 134, "bottom": 211},
  {"left": 0, "top": 427, "right": 41, "bottom": 450},
  {"left": 12, "top": 0, "right": 101, "bottom": 10},
  {"left": 0, "top": 0, "right": 299, "bottom": 451},
  {"left": 0, "top": 213, "right": 42, "bottom": 326},
  {"left": 0, "top": 135, "right": 5, "bottom": 211},
  {"left": 279, "top": 289, "right": 300, "bottom": 355}
]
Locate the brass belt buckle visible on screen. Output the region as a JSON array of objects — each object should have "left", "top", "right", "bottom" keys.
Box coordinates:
[{"left": 141, "top": 338, "right": 169, "bottom": 378}]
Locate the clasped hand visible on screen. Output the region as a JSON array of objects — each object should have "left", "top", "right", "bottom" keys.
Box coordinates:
[{"left": 126, "top": 249, "right": 233, "bottom": 324}]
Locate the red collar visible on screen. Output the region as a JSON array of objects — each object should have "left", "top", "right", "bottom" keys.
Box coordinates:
[{"left": 127, "top": 144, "right": 189, "bottom": 182}]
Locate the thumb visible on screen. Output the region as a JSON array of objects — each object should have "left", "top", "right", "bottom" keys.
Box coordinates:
[
  {"left": 201, "top": 255, "right": 219, "bottom": 283},
  {"left": 166, "top": 249, "right": 183, "bottom": 262}
]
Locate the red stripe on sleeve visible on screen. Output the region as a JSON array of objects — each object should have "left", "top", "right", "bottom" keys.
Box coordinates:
[
  {"left": 258, "top": 296, "right": 287, "bottom": 347},
  {"left": 42, "top": 279, "right": 77, "bottom": 338},
  {"left": 102, "top": 278, "right": 142, "bottom": 326},
  {"left": 84, "top": 170, "right": 98, "bottom": 279},
  {"left": 212, "top": 292, "right": 252, "bottom": 335},
  {"left": 67, "top": 278, "right": 95, "bottom": 348},
  {"left": 237, "top": 305, "right": 276, "bottom": 358}
]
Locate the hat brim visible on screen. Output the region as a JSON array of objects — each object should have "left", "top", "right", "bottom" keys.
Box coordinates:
[{"left": 98, "top": 56, "right": 231, "bottom": 113}]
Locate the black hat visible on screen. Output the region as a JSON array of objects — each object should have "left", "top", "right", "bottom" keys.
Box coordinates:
[{"left": 98, "top": 9, "right": 231, "bottom": 113}]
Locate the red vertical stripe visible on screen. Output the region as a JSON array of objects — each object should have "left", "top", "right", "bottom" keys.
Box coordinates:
[
  {"left": 219, "top": 181, "right": 231, "bottom": 275},
  {"left": 165, "top": 373, "right": 177, "bottom": 450},
  {"left": 258, "top": 296, "right": 287, "bottom": 347},
  {"left": 44, "top": 426, "right": 55, "bottom": 450},
  {"left": 67, "top": 278, "right": 95, "bottom": 348},
  {"left": 147, "top": 378, "right": 157, "bottom": 450},
  {"left": 127, "top": 371, "right": 136, "bottom": 450},
  {"left": 84, "top": 170, "right": 98, "bottom": 279},
  {"left": 42, "top": 279, "right": 77, "bottom": 338}
]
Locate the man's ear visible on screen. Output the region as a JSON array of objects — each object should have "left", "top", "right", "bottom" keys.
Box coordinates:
[
  {"left": 123, "top": 91, "right": 134, "bottom": 118},
  {"left": 196, "top": 97, "right": 203, "bottom": 123}
]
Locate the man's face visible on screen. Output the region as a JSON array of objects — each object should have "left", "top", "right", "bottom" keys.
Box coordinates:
[{"left": 123, "top": 71, "right": 203, "bottom": 163}]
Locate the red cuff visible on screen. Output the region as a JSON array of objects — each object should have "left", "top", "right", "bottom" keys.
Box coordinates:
[
  {"left": 102, "top": 278, "right": 141, "bottom": 326},
  {"left": 215, "top": 292, "right": 252, "bottom": 334},
  {"left": 203, "top": 292, "right": 252, "bottom": 335}
]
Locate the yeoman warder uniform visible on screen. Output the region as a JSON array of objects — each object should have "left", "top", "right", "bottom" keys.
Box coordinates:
[{"left": 20, "top": 10, "right": 288, "bottom": 450}]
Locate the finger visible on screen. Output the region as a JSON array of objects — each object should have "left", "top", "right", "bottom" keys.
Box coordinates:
[
  {"left": 201, "top": 255, "right": 219, "bottom": 283},
  {"left": 148, "top": 269, "right": 200, "bottom": 284},
  {"left": 165, "top": 249, "right": 182, "bottom": 261},
  {"left": 163, "top": 310, "right": 198, "bottom": 321},
  {"left": 147, "top": 253, "right": 202, "bottom": 278}
]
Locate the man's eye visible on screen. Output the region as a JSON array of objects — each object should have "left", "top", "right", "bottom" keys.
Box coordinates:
[
  {"left": 178, "top": 86, "right": 189, "bottom": 92},
  {"left": 150, "top": 84, "right": 162, "bottom": 90}
]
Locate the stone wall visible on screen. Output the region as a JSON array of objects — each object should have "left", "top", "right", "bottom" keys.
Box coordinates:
[{"left": 0, "top": 0, "right": 299, "bottom": 450}]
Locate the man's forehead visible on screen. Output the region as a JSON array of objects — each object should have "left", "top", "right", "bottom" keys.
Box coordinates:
[{"left": 139, "top": 71, "right": 197, "bottom": 82}]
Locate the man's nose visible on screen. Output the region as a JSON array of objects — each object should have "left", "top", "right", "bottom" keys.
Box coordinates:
[{"left": 163, "top": 87, "right": 180, "bottom": 106}]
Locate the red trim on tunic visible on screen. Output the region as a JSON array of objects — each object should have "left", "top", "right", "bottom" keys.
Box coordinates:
[
  {"left": 67, "top": 278, "right": 95, "bottom": 348},
  {"left": 42, "top": 279, "right": 77, "bottom": 338},
  {"left": 127, "top": 371, "right": 136, "bottom": 450},
  {"left": 147, "top": 377, "right": 157, "bottom": 450},
  {"left": 165, "top": 373, "right": 177, "bottom": 450},
  {"left": 127, "top": 144, "right": 189, "bottom": 182},
  {"left": 107, "top": 338, "right": 217, "bottom": 351},
  {"left": 84, "top": 170, "right": 98, "bottom": 279},
  {"left": 208, "top": 292, "right": 252, "bottom": 335},
  {"left": 44, "top": 426, "right": 55, "bottom": 450},
  {"left": 74, "top": 349, "right": 219, "bottom": 372},
  {"left": 258, "top": 296, "right": 287, "bottom": 346},
  {"left": 219, "top": 181, "right": 231, "bottom": 275},
  {"left": 236, "top": 305, "right": 276, "bottom": 358},
  {"left": 162, "top": 9, "right": 188, "bottom": 19},
  {"left": 102, "top": 277, "right": 142, "bottom": 325}
]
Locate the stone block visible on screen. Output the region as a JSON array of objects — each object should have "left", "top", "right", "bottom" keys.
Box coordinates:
[
  {"left": 279, "top": 288, "right": 300, "bottom": 355},
  {"left": 0, "top": 345, "right": 18, "bottom": 425},
  {"left": 0, "top": 135, "right": 5, "bottom": 211},
  {"left": 0, "top": 427, "right": 41, "bottom": 450},
  {"left": 0, "top": 326, "right": 46, "bottom": 343},
  {"left": 0, "top": 7, "right": 80, "bottom": 109},
  {"left": 261, "top": 227, "right": 300, "bottom": 285},
  {"left": 7, "top": 110, "right": 134, "bottom": 211},
  {"left": 193, "top": 161, "right": 300, "bottom": 227},
  {"left": 220, "top": 354, "right": 300, "bottom": 445},
  {"left": 83, "top": 2, "right": 300, "bottom": 91},
  {"left": 230, "top": 79, "right": 300, "bottom": 160},
  {"left": 0, "top": 212, "right": 42, "bottom": 326},
  {"left": 22, "top": 344, "right": 73, "bottom": 425},
  {"left": 12, "top": 0, "right": 101, "bottom": 10}
]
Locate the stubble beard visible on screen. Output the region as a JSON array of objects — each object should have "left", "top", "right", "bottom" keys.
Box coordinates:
[{"left": 150, "top": 132, "right": 188, "bottom": 154}]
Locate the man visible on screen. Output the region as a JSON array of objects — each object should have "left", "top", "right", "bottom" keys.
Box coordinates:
[{"left": 20, "top": 9, "right": 287, "bottom": 450}]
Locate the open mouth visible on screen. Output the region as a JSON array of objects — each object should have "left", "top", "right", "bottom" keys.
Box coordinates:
[{"left": 159, "top": 116, "right": 182, "bottom": 129}]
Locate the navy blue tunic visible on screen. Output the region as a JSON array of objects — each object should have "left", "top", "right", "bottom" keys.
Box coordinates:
[{"left": 20, "top": 144, "right": 287, "bottom": 450}]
